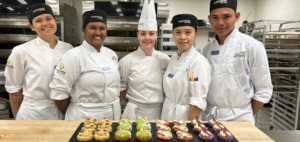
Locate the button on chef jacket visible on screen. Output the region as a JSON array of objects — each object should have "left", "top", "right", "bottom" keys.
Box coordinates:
[
  {"left": 201, "top": 29, "right": 273, "bottom": 125},
  {"left": 161, "top": 46, "right": 211, "bottom": 120},
  {"left": 119, "top": 47, "right": 170, "bottom": 120},
  {"left": 50, "top": 40, "right": 121, "bottom": 120},
  {"left": 5, "top": 36, "right": 73, "bottom": 120}
]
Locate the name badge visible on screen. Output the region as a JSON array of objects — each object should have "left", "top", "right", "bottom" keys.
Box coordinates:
[
  {"left": 211, "top": 50, "right": 219, "bottom": 55},
  {"left": 168, "top": 73, "right": 174, "bottom": 78},
  {"left": 102, "top": 67, "right": 111, "bottom": 71}
]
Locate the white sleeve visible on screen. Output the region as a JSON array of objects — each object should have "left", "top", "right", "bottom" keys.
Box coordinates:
[
  {"left": 118, "top": 57, "right": 130, "bottom": 91},
  {"left": 188, "top": 57, "right": 211, "bottom": 111},
  {"left": 4, "top": 47, "right": 25, "bottom": 93},
  {"left": 249, "top": 42, "right": 273, "bottom": 103},
  {"left": 50, "top": 50, "right": 81, "bottom": 100}
]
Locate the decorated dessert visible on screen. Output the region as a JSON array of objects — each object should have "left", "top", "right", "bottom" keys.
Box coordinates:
[
  {"left": 157, "top": 130, "right": 172, "bottom": 140},
  {"left": 77, "top": 130, "right": 93, "bottom": 141},
  {"left": 136, "top": 123, "right": 151, "bottom": 131},
  {"left": 173, "top": 120, "right": 186, "bottom": 126},
  {"left": 136, "top": 130, "right": 151, "bottom": 141},
  {"left": 156, "top": 124, "right": 171, "bottom": 131},
  {"left": 94, "top": 129, "right": 110, "bottom": 141},
  {"left": 117, "top": 124, "right": 131, "bottom": 131},
  {"left": 98, "top": 118, "right": 112, "bottom": 126},
  {"left": 208, "top": 116, "right": 220, "bottom": 127},
  {"left": 193, "top": 121, "right": 208, "bottom": 134},
  {"left": 97, "top": 124, "right": 112, "bottom": 133},
  {"left": 85, "top": 117, "right": 96, "bottom": 124},
  {"left": 83, "top": 122, "right": 97, "bottom": 130},
  {"left": 118, "top": 118, "right": 132, "bottom": 125},
  {"left": 212, "top": 121, "right": 225, "bottom": 133},
  {"left": 156, "top": 119, "right": 169, "bottom": 126},
  {"left": 217, "top": 129, "right": 233, "bottom": 142},
  {"left": 81, "top": 127, "right": 95, "bottom": 133},
  {"left": 190, "top": 116, "right": 203, "bottom": 128},
  {"left": 176, "top": 130, "right": 193, "bottom": 141},
  {"left": 115, "top": 130, "right": 131, "bottom": 141},
  {"left": 135, "top": 116, "right": 148, "bottom": 125},
  {"left": 173, "top": 124, "right": 188, "bottom": 133},
  {"left": 198, "top": 127, "right": 214, "bottom": 141}
]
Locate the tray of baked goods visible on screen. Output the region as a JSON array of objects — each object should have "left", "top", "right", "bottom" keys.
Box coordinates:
[{"left": 69, "top": 116, "right": 238, "bottom": 142}]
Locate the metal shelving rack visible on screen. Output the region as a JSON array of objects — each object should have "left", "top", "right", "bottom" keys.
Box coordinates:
[
  {"left": 158, "top": 23, "right": 177, "bottom": 56},
  {"left": 246, "top": 20, "right": 300, "bottom": 130}
]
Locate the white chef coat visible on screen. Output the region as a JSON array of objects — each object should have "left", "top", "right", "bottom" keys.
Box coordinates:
[
  {"left": 161, "top": 46, "right": 211, "bottom": 120},
  {"left": 50, "top": 40, "right": 121, "bottom": 120},
  {"left": 201, "top": 29, "right": 273, "bottom": 125},
  {"left": 5, "top": 36, "right": 72, "bottom": 120},
  {"left": 119, "top": 47, "right": 170, "bottom": 120}
]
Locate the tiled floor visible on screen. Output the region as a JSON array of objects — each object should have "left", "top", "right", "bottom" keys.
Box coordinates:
[{"left": 255, "top": 105, "right": 272, "bottom": 130}]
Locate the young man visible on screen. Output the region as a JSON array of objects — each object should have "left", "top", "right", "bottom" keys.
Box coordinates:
[{"left": 201, "top": 0, "right": 273, "bottom": 125}]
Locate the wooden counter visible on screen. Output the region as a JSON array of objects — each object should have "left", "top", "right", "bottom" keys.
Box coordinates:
[{"left": 0, "top": 120, "right": 274, "bottom": 142}]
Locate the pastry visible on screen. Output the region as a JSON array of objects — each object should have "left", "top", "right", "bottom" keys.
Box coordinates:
[
  {"left": 83, "top": 122, "right": 97, "bottom": 129},
  {"left": 156, "top": 119, "right": 169, "bottom": 126},
  {"left": 198, "top": 128, "right": 214, "bottom": 141},
  {"left": 136, "top": 130, "right": 151, "bottom": 141},
  {"left": 190, "top": 116, "right": 202, "bottom": 128},
  {"left": 114, "top": 130, "right": 131, "bottom": 141},
  {"left": 101, "top": 118, "right": 113, "bottom": 126},
  {"left": 173, "top": 124, "right": 188, "bottom": 133},
  {"left": 118, "top": 118, "right": 132, "bottom": 125},
  {"left": 117, "top": 124, "right": 131, "bottom": 131},
  {"left": 157, "top": 130, "right": 172, "bottom": 140},
  {"left": 217, "top": 129, "right": 233, "bottom": 142},
  {"left": 193, "top": 121, "right": 208, "bottom": 134},
  {"left": 176, "top": 130, "right": 193, "bottom": 141},
  {"left": 173, "top": 120, "right": 186, "bottom": 126},
  {"left": 77, "top": 130, "right": 93, "bottom": 141},
  {"left": 81, "top": 127, "right": 95, "bottom": 133},
  {"left": 156, "top": 124, "right": 171, "bottom": 131},
  {"left": 94, "top": 129, "right": 110, "bottom": 141},
  {"left": 97, "top": 124, "right": 112, "bottom": 133},
  {"left": 85, "top": 117, "right": 96, "bottom": 124},
  {"left": 208, "top": 116, "right": 220, "bottom": 127},
  {"left": 136, "top": 123, "right": 151, "bottom": 131},
  {"left": 135, "top": 116, "right": 148, "bottom": 125},
  {"left": 212, "top": 122, "right": 224, "bottom": 133}
]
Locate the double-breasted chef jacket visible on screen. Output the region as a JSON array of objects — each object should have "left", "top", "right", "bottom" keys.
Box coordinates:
[
  {"left": 5, "top": 36, "right": 73, "bottom": 120},
  {"left": 161, "top": 46, "right": 211, "bottom": 120},
  {"left": 50, "top": 40, "right": 121, "bottom": 120},
  {"left": 119, "top": 47, "right": 170, "bottom": 120},
  {"left": 201, "top": 29, "right": 273, "bottom": 125}
]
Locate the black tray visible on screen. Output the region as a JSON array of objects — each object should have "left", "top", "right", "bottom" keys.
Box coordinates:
[{"left": 69, "top": 122, "right": 238, "bottom": 142}]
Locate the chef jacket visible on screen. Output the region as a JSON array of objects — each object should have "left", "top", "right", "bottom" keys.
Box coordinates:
[
  {"left": 119, "top": 47, "right": 170, "bottom": 120},
  {"left": 50, "top": 40, "right": 121, "bottom": 120},
  {"left": 161, "top": 46, "right": 211, "bottom": 120},
  {"left": 201, "top": 29, "right": 273, "bottom": 124},
  {"left": 5, "top": 36, "right": 72, "bottom": 120}
]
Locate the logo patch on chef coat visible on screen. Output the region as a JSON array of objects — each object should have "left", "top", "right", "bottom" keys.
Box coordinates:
[
  {"left": 56, "top": 64, "right": 66, "bottom": 75},
  {"left": 234, "top": 51, "right": 246, "bottom": 58},
  {"left": 211, "top": 50, "right": 219, "bottom": 55},
  {"left": 102, "top": 67, "right": 111, "bottom": 71},
  {"left": 168, "top": 73, "right": 174, "bottom": 78},
  {"left": 6, "top": 59, "right": 13, "bottom": 69}
]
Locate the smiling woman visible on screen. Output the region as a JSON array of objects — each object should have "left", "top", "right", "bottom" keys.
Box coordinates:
[
  {"left": 49, "top": 10, "right": 121, "bottom": 120},
  {"left": 4, "top": 3, "right": 73, "bottom": 120}
]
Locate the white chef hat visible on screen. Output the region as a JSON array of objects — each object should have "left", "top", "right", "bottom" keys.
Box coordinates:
[{"left": 138, "top": 0, "right": 157, "bottom": 31}]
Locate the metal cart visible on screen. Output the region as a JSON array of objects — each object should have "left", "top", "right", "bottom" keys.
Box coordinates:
[{"left": 246, "top": 20, "right": 300, "bottom": 130}]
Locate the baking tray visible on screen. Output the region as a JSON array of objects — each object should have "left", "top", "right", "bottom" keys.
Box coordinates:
[
  {"left": 69, "top": 122, "right": 238, "bottom": 142},
  {"left": 69, "top": 122, "right": 155, "bottom": 142}
]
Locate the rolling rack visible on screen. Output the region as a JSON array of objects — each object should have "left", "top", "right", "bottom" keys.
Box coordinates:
[
  {"left": 158, "top": 23, "right": 177, "bottom": 56},
  {"left": 246, "top": 20, "right": 300, "bottom": 130}
]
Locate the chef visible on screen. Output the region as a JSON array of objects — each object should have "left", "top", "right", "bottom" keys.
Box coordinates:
[
  {"left": 119, "top": 0, "right": 170, "bottom": 120},
  {"left": 161, "top": 14, "right": 211, "bottom": 120},
  {"left": 5, "top": 3, "right": 73, "bottom": 120},
  {"left": 201, "top": 0, "right": 273, "bottom": 125},
  {"left": 49, "top": 10, "right": 121, "bottom": 120}
]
